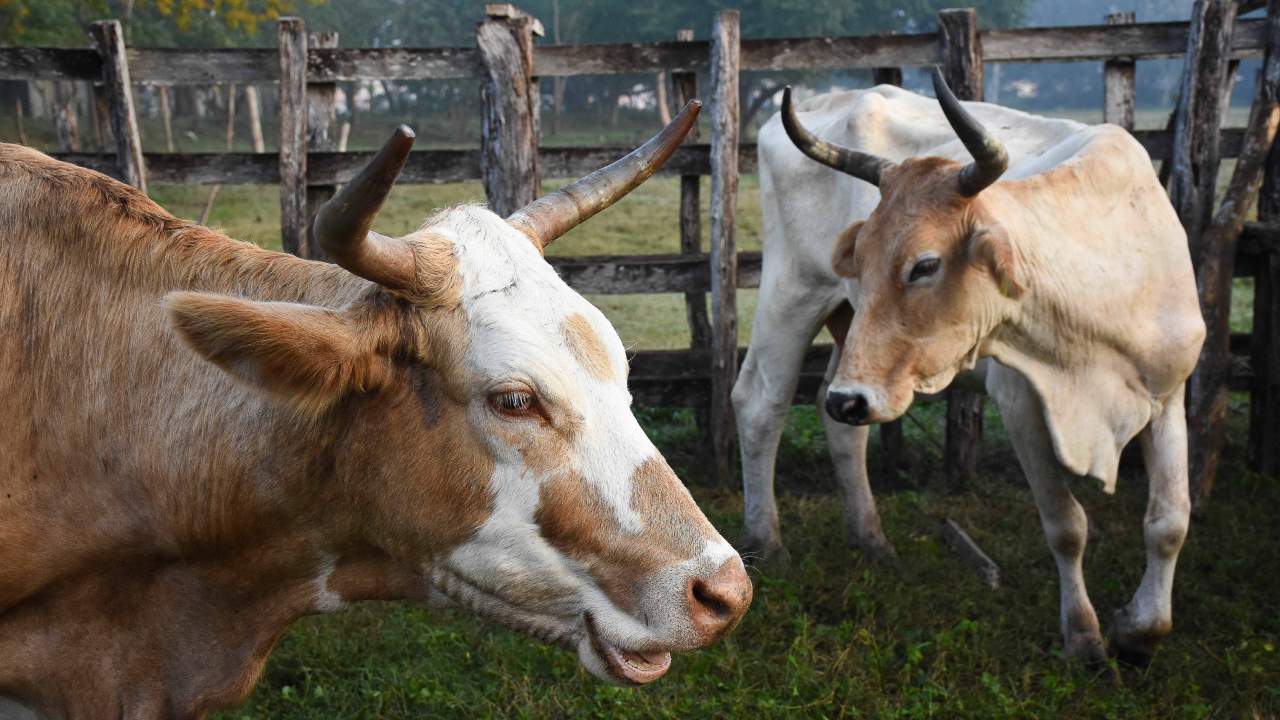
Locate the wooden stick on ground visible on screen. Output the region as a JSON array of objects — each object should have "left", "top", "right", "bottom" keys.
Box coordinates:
[{"left": 940, "top": 518, "right": 1001, "bottom": 590}]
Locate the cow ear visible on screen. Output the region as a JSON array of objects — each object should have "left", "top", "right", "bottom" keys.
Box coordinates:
[
  {"left": 831, "top": 220, "right": 863, "bottom": 277},
  {"left": 970, "top": 226, "right": 1024, "bottom": 299},
  {"left": 164, "top": 292, "right": 389, "bottom": 408}
]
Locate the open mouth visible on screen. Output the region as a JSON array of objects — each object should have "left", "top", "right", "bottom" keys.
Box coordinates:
[
  {"left": 585, "top": 612, "right": 673, "bottom": 685},
  {"left": 431, "top": 567, "right": 673, "bottom": 685}
]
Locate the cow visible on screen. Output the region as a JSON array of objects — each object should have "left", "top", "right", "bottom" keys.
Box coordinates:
[
  {"left": 737, "top": 79, "right": 1094, "bottom": 563},
  {"left": 740, "top": 70, "right": 1204, "bottom": 665},
  {"left": 0, "top": 100, "right": 752, "bottom": 719}
]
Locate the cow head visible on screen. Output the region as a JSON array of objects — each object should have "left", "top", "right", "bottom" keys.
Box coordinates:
[
  {"left": 165, "top": 101, "right": 751, "bottom": 686},
  {"left": 782, "top": 70, "right": 1022, "bottom": 425}
]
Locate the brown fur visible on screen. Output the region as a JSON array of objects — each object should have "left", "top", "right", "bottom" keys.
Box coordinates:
[
  {"left": 561, "top": 312, "right": 616, "bottom": 381},
  {"left": 0, "top": 144, "right": 495, "bottom": 718},
  {"left": 535, "top": 457, "right": 713, "bottom": 612}
]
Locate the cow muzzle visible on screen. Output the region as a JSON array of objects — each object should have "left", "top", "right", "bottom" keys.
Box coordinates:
[{"left": 825, "top": 382, "right": 902, "bottom": 425}]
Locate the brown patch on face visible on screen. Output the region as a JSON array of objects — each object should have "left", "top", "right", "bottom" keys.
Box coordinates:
[
  {"left": 534, "top": 456, "right": 713, "bottom": 612},
  {"left": 324, "top": 302, "right": 495, "bottom": 563},
  {"left": 561, "top": 313, "right": 616, "bottom": 381}
]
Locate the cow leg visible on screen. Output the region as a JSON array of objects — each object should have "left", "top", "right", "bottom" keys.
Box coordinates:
[
  {"left": 816, "top": 315, "right": 894, "bottom": 560},
  {"left": 733, "top": 285, "right": 837, "bottom": 566},
  {"left": 992, "top": 370, "right": 1106, "bottom": 663},
  {"left": 1109, "top": 388, "right": 1191, "bottom": 665}
]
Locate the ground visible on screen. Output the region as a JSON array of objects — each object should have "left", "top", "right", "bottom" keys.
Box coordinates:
[{"left": 134, "top": 178, "right": 1278, "bottom": 718}]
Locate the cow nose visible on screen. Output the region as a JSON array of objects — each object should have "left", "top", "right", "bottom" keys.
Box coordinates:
[
  {"left": 686, "top": 558, "right": 753, "bottom": 643},
  {"left": 825, "top": 389, "right": 870, "bottom": 425}
]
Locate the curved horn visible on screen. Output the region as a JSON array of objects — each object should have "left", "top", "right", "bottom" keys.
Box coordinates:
[
  {"left": 312, "top": 125, "right": 418, "bottom": 290},
  {"left": 781, "top": 86, "right": 893, "bottom": 186},
  {"left": 930, "top": 67, "right": 1008, "bottom": 197},
  {"left": 508, "top": 99, "right": 702, "bottom": 249}
]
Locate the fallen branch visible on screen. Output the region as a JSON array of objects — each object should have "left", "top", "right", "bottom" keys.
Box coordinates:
[{"left": 939, "top": 518, "right": 1000, "bottom": 590}]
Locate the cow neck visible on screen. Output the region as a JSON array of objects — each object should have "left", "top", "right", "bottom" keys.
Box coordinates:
[{"left": 0, "top": 158, "right": 427, "bottom": 718}]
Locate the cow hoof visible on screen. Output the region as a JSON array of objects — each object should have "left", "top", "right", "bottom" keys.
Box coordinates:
[
  {"left": 850, "top": 533, "right": 898, "bottom": 563},
  {"left": 1107, "top": 608, "right": 1166, "bottom": 668},
  {"left": 1063, "top": 630, "right": 1108, "bottom": 667}
]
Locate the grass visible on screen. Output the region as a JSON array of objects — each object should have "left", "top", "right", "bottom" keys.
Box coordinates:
[
  {"left": 215, "top": 402, "right": 1280, "bottom": 719},
  {"left": 138, "top": 179, "right": 1280, "bottom": 719}
]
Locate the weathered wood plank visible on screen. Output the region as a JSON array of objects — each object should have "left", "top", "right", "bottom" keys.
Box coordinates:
[
  {"left": 1, "top": 18, "right": 1270, "bottom": 85},
  {"left": 673, "top": 27, "right": 714, "bottom": 461},
  {"left": 939, "top": 8, "right": 985, "bottom": 493},
  {"left": 45, "top": 145, "right": 754, "bottom": 186},
  {"left": 477, "top": 8, "right": 540, "bottom": 218},
  {"left": 126, "top": 48, "right": 277, "bottom": 84},
  {"left": 304, "top": 31, "right": 339, "bottom": 261},
  {"left": 629, "top": 345, "right": 1253, "bottom": 407},
  {"left": 708, "top": 10, "right": 741, "bottom": 487},
  {"left": 90, "top": 20, "right": 146, "bottom": 192},
  {"left": 309, "top": 47, "right": 480, "bottom": 81},
  {"left": 277, "top": 17, "right": 308, "bottom": 256},
  {"left": 547, "top": 251, "right": 762, "bottom": 294},
  {"left": 1175, "top": 0, "right": 1243, "bottom": 509},
  {"left": 982, "top": 17, "right": 1265, "bottom": 63},
  {"left": 1103, "top": 12, "right": 1137, "bottom": 130},
  {"left": 0, "top": 48, "right": 102, "bottom": 81},
  {"left": 1172, "top": 1, "right": 1239, "bottom": 264}
]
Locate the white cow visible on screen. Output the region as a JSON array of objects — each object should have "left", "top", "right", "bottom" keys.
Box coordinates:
[{"left": 737, "top": 71, "right": 1203, "bottom": 663}]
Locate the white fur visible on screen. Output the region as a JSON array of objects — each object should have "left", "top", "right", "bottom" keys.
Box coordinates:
[{"left": 746, "top": 83, "right": 1201, "bottom": 659}]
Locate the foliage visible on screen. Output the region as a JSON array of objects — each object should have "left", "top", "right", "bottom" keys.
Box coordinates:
[{"left": 0, "top": 0, "right": 324, "bottom": 47}]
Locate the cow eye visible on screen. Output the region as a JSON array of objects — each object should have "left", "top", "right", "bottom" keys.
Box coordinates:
[
  {"left": 908, "top": 256, "right": 941, "bottom": 283},
  {"left": 490, "top": 389, "right": 539, "bottom": 418}
]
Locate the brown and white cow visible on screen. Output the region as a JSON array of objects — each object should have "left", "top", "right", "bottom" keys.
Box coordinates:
[
  {"left": 0, "top": 101, "right": 751, "bottom": 719},
  {"left": 776, "top": 70, "right": 1203, "bottom": 664}
]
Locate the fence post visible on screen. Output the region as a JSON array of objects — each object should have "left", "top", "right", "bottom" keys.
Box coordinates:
[
  {"left": 939, "top": 7, "right": 984, "bottom": 491},
  {"left": 278, "top": 17, "right": 308, "bottom": 256},
  {"left": 90, "top": 20, "right": 146, "bottom": 192},
  {"left": 1170, "top": 0, "right": 1240, "bottom": 507},
  {"left": 306, "top": 31, "right": 340, "bottom": 260},
  {"left": 1253, "top": 2, "right": 1280, "bottom": 478},
  {"left": 710, "top": 10, "right": 740, "bottom": 487},
  {"left": 672, "top": 28, "right": 715, "bottom": 464},
  {"left": 1104, "top": 12, "right": 1137, "bottom": 131},
  {"left": 477, "top": 4, "right": 544, "bottom": 217},
  {"left": 869, "top": 67, "right": 906, "bottom": 478},
  {"left": 1171, "top": 0, "right": 1238, "bottom": 263}
]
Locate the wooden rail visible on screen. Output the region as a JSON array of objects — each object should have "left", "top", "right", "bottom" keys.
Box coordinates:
[{"left": 1, "top": 19, "right": 1270, "bottom": 82}]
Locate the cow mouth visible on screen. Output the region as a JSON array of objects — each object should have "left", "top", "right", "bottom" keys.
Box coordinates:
[
  {"left": 430, "top": 567, "right": 673, "bottom": 685},
  {"left": 585, "top": 612, "right": 673, "bottom": 685}
]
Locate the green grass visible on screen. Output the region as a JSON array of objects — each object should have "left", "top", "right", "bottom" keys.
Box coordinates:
[
  {"left": 141, "top": 178, "right": 1280, "bottom": 720},
  {"left": 214, "top": 402, "right": 1280, "bottom": 719}
]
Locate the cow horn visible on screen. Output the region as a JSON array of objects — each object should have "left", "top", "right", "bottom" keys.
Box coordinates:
[
  {"left": 312, "top": 125, "right": 418, "bottom": 291},
  {"left": 508, "top": 99, "right": 701, "bottom": 250},
  {"left": 781, "top": 86, "right": 893, "bottom": 186},
  {"left": 930, "top": 67, "right": 1008, "bottom": 197}
]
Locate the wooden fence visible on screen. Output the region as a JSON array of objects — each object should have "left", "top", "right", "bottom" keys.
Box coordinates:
[{"left": 1, "top": 3, "right": 1277, "bottom": 489}]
